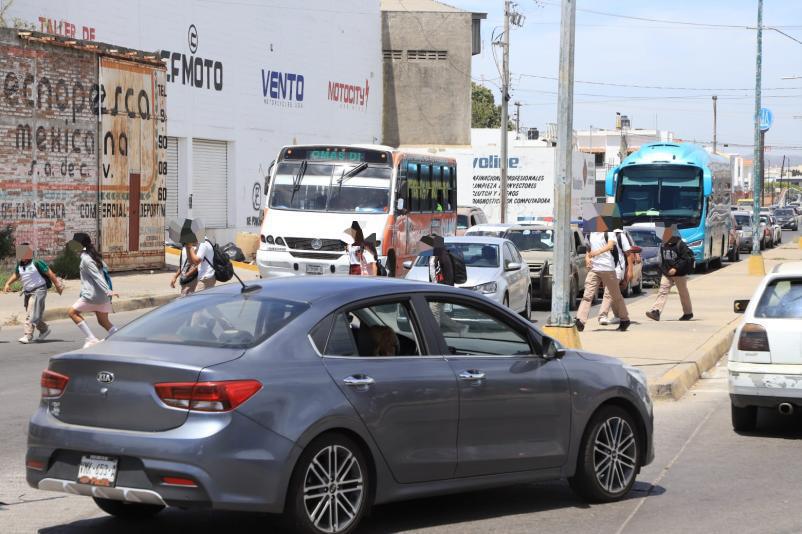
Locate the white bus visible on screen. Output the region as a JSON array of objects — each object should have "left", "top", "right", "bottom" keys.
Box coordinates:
[{"left": 256, "top": 145, "right": 457, "bottom": 278}]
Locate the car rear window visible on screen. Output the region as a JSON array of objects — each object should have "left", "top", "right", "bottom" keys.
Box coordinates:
[
  {"left": 115, "top": 293, "right": 309, "bottom": 348},
  {"left": 506, "top": 229, "right": 554, "bottom": 251},
  {"left": 414, "top": 243, "right": 500, "bottom": 268},
  {"left": 754, "top": 278, "right": 802, "bottom": 319}
]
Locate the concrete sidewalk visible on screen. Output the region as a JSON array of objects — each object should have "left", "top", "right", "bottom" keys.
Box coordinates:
[
  {"left": 0, "top": 250, "right": 260, "bottom": 326},
  {"left": 580, "top": 241, "right": 802, "bottom": 399}
]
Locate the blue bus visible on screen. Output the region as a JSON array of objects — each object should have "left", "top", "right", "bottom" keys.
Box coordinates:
[{"left": 606, "top": 143, "right": 731, "bottom": 270}]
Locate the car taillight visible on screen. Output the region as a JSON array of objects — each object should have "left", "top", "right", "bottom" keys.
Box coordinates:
[
  {"left": 41, "top": 370, "right": 69, "bottom": 399},
  {"left": 154, "top": 380, "right": 262, "bottom": 412},
  {"left": 738, "top": 323, "right": 770, "bottom": 352}
]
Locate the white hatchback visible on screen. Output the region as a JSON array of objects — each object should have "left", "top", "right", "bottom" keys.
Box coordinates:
[{"left": 728, "top": 261, "right": 802, "bottom": 431}]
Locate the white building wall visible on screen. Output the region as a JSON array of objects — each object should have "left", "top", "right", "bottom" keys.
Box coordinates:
[{"left": 9, "top": 0, "right": 383, "bottom": 241}]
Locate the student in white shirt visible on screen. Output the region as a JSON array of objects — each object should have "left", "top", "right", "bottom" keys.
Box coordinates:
[
  {"left": 186, "top": 237, "right": 217, "bottom": 290},
  {"left": 575, "top": 227, "right": 631, "bottom": 332},
  {"left": 598, "top": 229, "right": 636, "bottom": 325},
  {"left": 4, "top": 244, "right": 63, "bottom": 343}
]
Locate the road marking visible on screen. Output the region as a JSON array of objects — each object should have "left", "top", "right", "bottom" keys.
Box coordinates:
[{"left": 615, "top": 400, "right": 721, "bottom": 534}]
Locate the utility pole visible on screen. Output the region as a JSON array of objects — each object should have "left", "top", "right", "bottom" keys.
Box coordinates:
[
  {"left": 750, "top": 0, "right": 763, "bottom": 264},
  {"left": 499, "top": 0, "right": 511, "bottom": 224},
  {"left": 514, "top": 101, "right": 522, "bottom": 138},
  {"left": 548, "top": 0, "right": 577, "bottom": 331},
  {"left": 712, "top": 95, "right": 718, "bottom": 153},
  {"left": 498, "top": 1, "right": 524, "bottom": 223}
]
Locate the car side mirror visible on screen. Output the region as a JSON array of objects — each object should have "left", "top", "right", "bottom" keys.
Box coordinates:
[
  {"left": 576, "top": 245, "right": 587, "bottom": 254},
  {"left": 402, "top": 260, "right": 413, "bottom": 270},
  {"left": 505, "top": 262, "right": 522, "bottom": 271},
  {"left": 734, "top": 299, "right": 749, "bottom": 313},
  {"left": 543, "top": 337, "right": 566, "bottom": 360}
]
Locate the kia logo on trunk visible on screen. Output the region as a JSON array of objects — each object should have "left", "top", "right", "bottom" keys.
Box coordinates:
[{"left": 97, "top": 371, "right": 115, "bottom": 384}]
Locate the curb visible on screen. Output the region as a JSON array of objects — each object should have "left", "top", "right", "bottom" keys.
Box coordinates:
[
  {"left": 3, "top": 294, "right": 180, "bottom": 326},
  {"left": 648, "top": 319, "right": 737, "bottom": 400}
]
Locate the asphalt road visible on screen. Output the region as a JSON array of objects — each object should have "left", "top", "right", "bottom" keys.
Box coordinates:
[{"left": 1, "top": 228, "right": 800, "bottom": 533}]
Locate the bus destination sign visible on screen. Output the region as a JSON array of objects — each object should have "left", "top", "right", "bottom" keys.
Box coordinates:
[{"left": 283, "top": 146, "right": 389, "bottom": 164}]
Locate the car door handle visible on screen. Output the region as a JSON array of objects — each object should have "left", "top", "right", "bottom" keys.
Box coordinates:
[
  {"left": 343, "top": 375, "right": 375, "bottom": 387},
  {"left": 458, "top": 370, "right": 486, "bottom": 381}
]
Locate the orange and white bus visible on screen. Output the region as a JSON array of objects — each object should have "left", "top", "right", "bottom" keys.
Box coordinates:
[{"left": 256, "top": 144, "right": 457, "bottom": 278}]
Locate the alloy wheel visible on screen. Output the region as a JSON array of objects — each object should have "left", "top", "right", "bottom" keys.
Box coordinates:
[
  {"left": 303, "top": 445, "right": 364, "bottom": 533},
  {"left": 593, "top": 416, "right": 637, "bottom": 494}
]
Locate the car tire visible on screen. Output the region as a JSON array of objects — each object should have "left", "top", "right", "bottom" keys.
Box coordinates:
[
  {"left": 569, "top": 278, "right": 579, "bottom": 311},
  {"left": 731, "top": 404, "right": 757, "bottom": 432},
  {"left": 93, "top": 497, "right": 164, "bottom": 519},
  {"left": 633, "top": 275, "right": 643, "bottom": 295},
  {"left": 286, "top": 433, "right": 370, "bottom": 534},
  {"left": 520, "top": 289, "right": 532, "bottom": 319},
  {"left": 386, "top": 250, "right": 396, "bottom": 278},
  {"left": 569, "top": 405, "right": 641, "bottom": 503}
]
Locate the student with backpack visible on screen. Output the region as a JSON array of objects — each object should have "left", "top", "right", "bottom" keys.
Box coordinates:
[
  {"left": 67, "top": 233, "right": 118, "bottom": 348},
  {"left": 170, "top": 244, "right": 200, "bottom": 295},
  {"left": 575, "top": 225, "right": 631, "bottom": 332},
  {"left": 185, "top": 236, "right": 218, "bottom": 290},
  {"left": 646, "top": 225, "right": 695, "bottom": 321},
  {"left": 598, "top": 228, "right": 636, "bottom": 325},
  {"left": 4, "top": 243, "right": 64, "bottom": 343}
]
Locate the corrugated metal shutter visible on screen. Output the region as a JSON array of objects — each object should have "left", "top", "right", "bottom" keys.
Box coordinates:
[
  {"left": 165, "top": 137, "right": 179, "bottom": 222},
  {"left": 192, "top": 139, "right": 228, "bottom": 228}
]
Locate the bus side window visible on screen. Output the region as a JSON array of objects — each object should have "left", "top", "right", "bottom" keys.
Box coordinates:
[
  {"left": 432, "top": 165, "right": 444, "bottom": 212},
  {"left": 407, "top": 162, "right": 420, "bottom": 212},
  {"left": 444, "top": 166, "right": 456, "bottom": 211},
  {"left": 420, "top": 164, "right": 431, "bottom": 212}
]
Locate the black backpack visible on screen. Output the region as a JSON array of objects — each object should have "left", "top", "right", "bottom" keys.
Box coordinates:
[
  {"left": 448, "top": 248, "right": 468, "bottom": 285},
  {"left": 205, "top": 239, "right": 235, "bottom": 282}
]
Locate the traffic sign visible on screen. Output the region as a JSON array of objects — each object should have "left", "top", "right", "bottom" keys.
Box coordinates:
[{"left": 759, "top": 107, "right": 773, "bottom": 132}]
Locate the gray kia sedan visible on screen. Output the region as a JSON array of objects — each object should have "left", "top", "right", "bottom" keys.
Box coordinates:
[{"left": 28, "top": 277, "right": 653, "bottom": 534}]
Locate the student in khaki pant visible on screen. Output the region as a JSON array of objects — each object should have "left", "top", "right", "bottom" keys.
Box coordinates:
[
  {"left": 646, "top": 225, "right": 695, "bottom": 321},
  {"left": 575, "top": 229, "right": 631, "bottom": 332}
]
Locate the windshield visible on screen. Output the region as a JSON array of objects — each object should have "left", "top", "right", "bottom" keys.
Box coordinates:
[
  {"left": 269, "top": 161, "right": 392, "bottom": 213},
  {"left": 505, "top": 229, "right": 554, "bottom": 251},
  {"left": 734, "top": 215, "right": 752, "bottom": 228},
  {"left": 465, "top": 230, "right": 505, "bottom": 237},
  {"left": 457, "top": 215, "right": 469, "bottom": 229},
  {"left": 628, "top": 231, "right": 662, "bottom": 247},
  {"left": 775, "top": 209, "right": 794, "bottom": 217},
  {"left": 755, "top": 279, "right": 802, "bottom": 319},
  {"left": 414, "top": 243, "right": 501, "bottom": 268},
  {"left": 115, "top": 293, "right": 309, "bottom": 348},
  {"left": 617, "top": 165, "right": 703, "bottom": 227}
]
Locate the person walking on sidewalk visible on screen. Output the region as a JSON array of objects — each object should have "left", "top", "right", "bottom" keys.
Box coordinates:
[
  {"left": 4, "top": 244, "right": 63, "bottom": 343},
  {"left": 171, "top": 244, "right": 200, "bottom": 296},
  {"left": 185, "top": 237, "right": 217, "bottom": 290},
  {"left": 646, "top": 225, "right": 694, "bottom": 321},
  {"left": 575, "top": 224, "right": 631, "bottom": 332},
  {"left": 67, "top": 233, "right": 117, "bottom": 348},
  {"left": 598, "top": 228, "right": 636, "bottom": 326}
]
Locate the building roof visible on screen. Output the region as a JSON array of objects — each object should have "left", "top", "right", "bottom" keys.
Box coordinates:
[{"left": 381, "top": 0, "right": 466, "bottom": 13}]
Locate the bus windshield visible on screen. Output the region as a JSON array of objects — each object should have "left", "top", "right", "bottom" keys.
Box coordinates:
[
  {"left": 617, "top": 166, "right": 703, "bottom": 227},
  {"left": 269, "top": 161, "right": 392, "bottom": 213}
]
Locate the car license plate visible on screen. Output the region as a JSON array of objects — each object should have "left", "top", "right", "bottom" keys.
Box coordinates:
[
  {"left": 77, "top": 455, "right": 118, "bottom": 487},
  {"left": 306, "top": 264, "right": 324, "bottom": 275}
]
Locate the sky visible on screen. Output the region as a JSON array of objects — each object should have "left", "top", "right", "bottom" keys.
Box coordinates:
[{"left": 448, "top": 0, "right": 802, "bottom": 163}]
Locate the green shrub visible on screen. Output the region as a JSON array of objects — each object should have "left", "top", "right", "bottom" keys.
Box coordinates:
[
  {"left": 0, "top": 272, "right": 22, "bottom": 292},
  {"left": 0, "top": 225, "right": 13, "bottom": 261},
  {"left": 50, "top": 244, "right": 81, "bottom": 279}
]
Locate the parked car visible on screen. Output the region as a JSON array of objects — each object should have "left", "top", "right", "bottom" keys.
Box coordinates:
[
  {"left": 502, "top": 225, "right": 588, "bottom": 309},
  {"left": 457, "top": 206, "right": 488, "bottom": 236},
  {"left": 725, "top": 212, "right": 741, "bottom": 262},
  {"left": 733, "top": 211, "right": 756, "bottom": 252},
  {"left": 626, "top": 227, "right": 662, "bottom": 286},
  {"left": 28, "top": 277, "right": 654, "bottom": 533},
  {"left": 464, "top": 222, "right": 516, "bottom": 238},
  {"left": 772, "top": 207, "right": 799, "bottom": 231},
  {"left": 404, "top": 236, "right": 531, "bottom": 316},
  {"left": 729, "top": 261, "right": 802, "bottom": 431}
]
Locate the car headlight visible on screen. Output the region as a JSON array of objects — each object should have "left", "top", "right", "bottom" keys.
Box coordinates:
[
  {"left": 473, "top": 281, "right": 498, "bottom": 294},
  {"left": 687, "top": 239, "right": 703, "bottom": 248},
  {"left": 624, "top": 364, "right": 652, "bottom": 414}
]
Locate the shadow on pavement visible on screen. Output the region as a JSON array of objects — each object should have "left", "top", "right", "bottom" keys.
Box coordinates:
[
  {"left": 37, "top": 481, "right": 665, "bottom": 533},
  {"left": 736, "top": 409, "right": 802, "bottom": 440}
]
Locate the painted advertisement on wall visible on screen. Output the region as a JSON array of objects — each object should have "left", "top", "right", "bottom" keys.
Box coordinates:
[
  {"left": 99, "top": 58, "right": 166, "bottom": 270},
  {"left": 0, "top": 30, "right": 98, "bottom": 260}
]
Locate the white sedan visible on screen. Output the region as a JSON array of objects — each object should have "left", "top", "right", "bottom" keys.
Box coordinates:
[
  {"left": 403, "top": 236, "right": 532, "bottom": 317},
  {"left": 729, "top": 261, "right": 802, "bottom": 431}
]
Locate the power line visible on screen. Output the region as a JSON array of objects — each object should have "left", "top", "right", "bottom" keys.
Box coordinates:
[{"left": 515, "top": 73, "right": 802, "bottom": 92}]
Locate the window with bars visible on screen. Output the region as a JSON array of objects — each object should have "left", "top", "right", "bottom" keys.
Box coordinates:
[
  {"left": 383, "top": 49, "right": 403, "bottom": 60},
  {"left": 407, "top": 49, "right": 447, "bottom": 60}
]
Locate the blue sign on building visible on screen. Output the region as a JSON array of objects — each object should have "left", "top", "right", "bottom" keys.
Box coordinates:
[{"left": 759, "top": 107, "right": 773, "bottom": 132}]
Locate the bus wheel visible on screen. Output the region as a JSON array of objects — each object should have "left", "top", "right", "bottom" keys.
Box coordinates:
[{"left": 386, "top": 250, "right": 396, "bottom": 278}]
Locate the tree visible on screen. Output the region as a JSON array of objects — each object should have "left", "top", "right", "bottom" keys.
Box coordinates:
[{"left": 471, "top": 82, "right": 515, "bottom": 130}]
